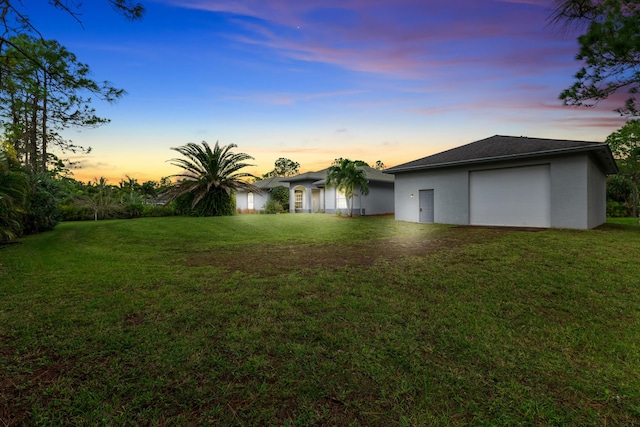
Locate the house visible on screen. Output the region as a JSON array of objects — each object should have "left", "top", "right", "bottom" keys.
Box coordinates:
[
  {"left": 235, "top": 176, "right": 289, "bottom": 212},
  {"left": 384, "top": 135, "right": 618, "bottom": 229},
  {"left": 280, "top": 166, "right": 395, "bottom": 215}
]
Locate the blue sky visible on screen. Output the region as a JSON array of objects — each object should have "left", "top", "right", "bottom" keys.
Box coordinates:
[{"left": 27, "top": 0, "right": 626, "bottom": 182}]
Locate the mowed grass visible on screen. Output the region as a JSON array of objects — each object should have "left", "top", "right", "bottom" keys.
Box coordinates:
[{"left": 1, "top": 214, "right": 639, "bottom": 426}]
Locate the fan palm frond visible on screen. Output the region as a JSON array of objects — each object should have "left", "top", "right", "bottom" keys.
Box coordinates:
[{"left": 165, "top": 141, "right": 261, "bottom": 216}]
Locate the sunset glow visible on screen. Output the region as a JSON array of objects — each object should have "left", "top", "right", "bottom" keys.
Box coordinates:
[{"left": 27, "top": 0, "right": 626, "bottom": 183}]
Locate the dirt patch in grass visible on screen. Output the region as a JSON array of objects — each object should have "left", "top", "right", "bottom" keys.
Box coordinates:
[
  {"left": 183, "top": 230, "right": 508, "bottom": 275},
  {"left": 0, "top": 343, "right": 73, "bottom": 426}
]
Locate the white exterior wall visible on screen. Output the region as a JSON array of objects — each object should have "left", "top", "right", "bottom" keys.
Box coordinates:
[
  {"left": 235, "top": 191, "right": 270, "bottom": 212},
  {"left": 393, "top": 153, "right": 607, "bottom": 229},
  {"left": 394, "top": 168, "right": 469, "bottom": 224},
  {"left": 325, "top": 187, "right": 338, "bottom": 213},
  {"left": 362, "top": 182, "right": 395, "bottom": 215},
  {"left": 235, "top": 192, "right": 249, "bottom": 211},
  {"left": 254, "top": 193, "right": 270, "bottom": 211},
  {"left": 323, "top": 183, "right": 394, "bottom": 215},
  {"left": 587, "top": 154, "right": 607, "bottom": 228},
  {"left": 549, "top": 156, "right": 587, "bottom": 228}
]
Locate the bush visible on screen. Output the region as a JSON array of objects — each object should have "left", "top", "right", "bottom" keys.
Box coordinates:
[
  {"left": 607, "top": 201, "right": 630, "bottom": 218},
  {"left": 263, "top": 199, "right": 284, "bottom": 214},
  {"left": 59, "top": 204, "right": 92, "bottom": 221},
  {"left": 271, "top": 186, "right": 289, "bottom": 211},
  {"left": 23, "top": 173, "right": 64, "bottom": 235},
  {"left": 123, "top": 202, "right": 144, "bottom": 218},
  {"left": 141, "top": 204, "right": 175, "bottom": 217}
]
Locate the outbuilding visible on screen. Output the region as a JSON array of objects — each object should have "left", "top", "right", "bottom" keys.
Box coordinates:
[{"left": 384, "top": 135, "right": 618, "bottom": 229}]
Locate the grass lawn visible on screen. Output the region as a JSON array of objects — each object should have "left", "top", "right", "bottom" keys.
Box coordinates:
[{"left": 1, "top": 214, "right": 639, "bottom": 426}]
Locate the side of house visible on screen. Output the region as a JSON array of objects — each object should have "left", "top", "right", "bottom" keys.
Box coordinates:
[
  {"left": 281, "top": 166, "right": 394, "bottom": 215},
  {"left": 235, "top": 176, "right": 289, "bottom": 213}
]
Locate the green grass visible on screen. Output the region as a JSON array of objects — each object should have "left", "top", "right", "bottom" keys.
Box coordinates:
[
  {"left": 1, "top": 215, "right": 639, "bottom": 426},
  {"left": 608, "top": 216, "right": 640, "bottom": 226}
]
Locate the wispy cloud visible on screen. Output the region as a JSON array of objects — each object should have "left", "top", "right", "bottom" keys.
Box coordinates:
[
  {"left": 222, "top": 89, "right": 364, "bottom": 105},
  {"left": 158, "top": 0, "right": 560, "bottom": 80}
]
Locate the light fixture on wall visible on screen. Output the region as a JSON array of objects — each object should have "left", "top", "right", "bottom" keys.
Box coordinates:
[{"left": 410, "top": 194, "right": 414, "bottom": 198}]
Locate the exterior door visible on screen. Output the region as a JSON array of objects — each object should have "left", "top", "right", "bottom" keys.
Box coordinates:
[
  {"left": 469, "top": 165, "right": 551, "bottom": 227},
  {"left": 419, "top": 189, "right": 434, "bottom": 223}
]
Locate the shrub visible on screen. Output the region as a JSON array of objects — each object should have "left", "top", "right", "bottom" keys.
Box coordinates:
[
  {"left": 271, "top": 186, "right": 289, "bottom": 211},
  {"left": 607, "top": 201, "right": 630, "bottom": 218},
  {"left": 264, "top": 199, "right": 284, "bottom": 214},
  {"left": 141, "top": 204, "right": 175, "bottom": 217},
  {"left": 22, "top": 173, "right": 64, "bottom": 234}
]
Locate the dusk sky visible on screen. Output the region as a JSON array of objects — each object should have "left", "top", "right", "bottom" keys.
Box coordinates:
[{"left": 28, "top": 0, "right": 627, "bottom": 183}]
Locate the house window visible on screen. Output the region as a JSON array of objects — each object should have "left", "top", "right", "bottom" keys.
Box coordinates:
[
  {"left": 294, "top": 190, "right": 303, "bottom": 209},
  {"left": 337, "top": 189, "right": 348, "bottom": 209},
  {"left": 248, "top": 192, "right": 254, "bottom": 210}
]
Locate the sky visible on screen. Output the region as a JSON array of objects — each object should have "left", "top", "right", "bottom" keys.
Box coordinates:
[{"left": 26, "top": 0, "right": 627, "bottom": 183}]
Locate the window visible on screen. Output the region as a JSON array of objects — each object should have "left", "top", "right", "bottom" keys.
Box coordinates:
[
  {"left": 337, "top": 189, "right": 348, "bottom": 209},
  {"left": 294, "top": 190, "right": 303, "bottom": 209},
  {"left": 248, "top": 192, "right": 254, "bottom": 210}
]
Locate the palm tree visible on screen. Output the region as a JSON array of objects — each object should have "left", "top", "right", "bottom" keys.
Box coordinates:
[
  {"left": 165, "top": 141, "right": 261, "bottom": 216},
  {"left": 74, "top": 177, "right": 122, "bottom": 221},
  {"left": 326, "top": 158, "right": 370, "bottom": 217},
  {"left": 0, "top": 150, "right": 28, "bottom": 242}
]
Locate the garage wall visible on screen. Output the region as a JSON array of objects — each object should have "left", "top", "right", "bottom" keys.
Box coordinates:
[
  {"left": 587, "top": 154, "right": 607, "bottom": 228},
  {"left": 393, "top": 168, "right": 469, "bottom": 224},
  {"left": 549, "top": 155, "right": 588, "bottom": 228}
]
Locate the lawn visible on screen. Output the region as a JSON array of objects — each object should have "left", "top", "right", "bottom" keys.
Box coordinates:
[{"left": 1, "top": 214, "right": 639, "bottom": 426}]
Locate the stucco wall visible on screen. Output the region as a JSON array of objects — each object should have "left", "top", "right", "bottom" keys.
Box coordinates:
[
  {"left": 549, "top": 155, "right": 588, "bottom": 228},
  {"left": 362, "top": 182, "right": 395, "bottom": 215},
  {"left": 325, "top": 187, "right": 337, "bottom": 213},
  {"left": 322, "top": 183, "right": 394, "bottom": 215},
  {"left": 587, "top": 154, "right": 607, "bottom": 228},
  {"left": 235, "top": 192, "right": 249, "bottom": 211},
  {"left": 236, "top": 191, "right": 270, "bottom": 212},
  {"left": 393, "top": 168, "right": 469, "bottom": 224},
  {"left": 549, "top": 154, "right": 606, "bottom": 229}
]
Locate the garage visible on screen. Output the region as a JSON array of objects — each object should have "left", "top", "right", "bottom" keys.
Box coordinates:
[
  {"left": 386, "top": 135, "right": 618, "bottom": 229},
  {"left": 469, "top": 164, "right": 551, "bottom": 227}
]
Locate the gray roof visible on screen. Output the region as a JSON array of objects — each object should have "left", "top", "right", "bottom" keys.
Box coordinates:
[
  {"left": 282, "top": 165, "right": 395, "bottom": 186},
  {"left": 252, "top": 176, "right": 290, "bottom": 189},
  {"left": 314, "top": 166, "right": 394, "bottom": 186},
  {"left": 384, "top": 135, "right": 619, "bottom": 175},
  {"left": 279, "top": 169, "right": 328, "bottom": 183}
]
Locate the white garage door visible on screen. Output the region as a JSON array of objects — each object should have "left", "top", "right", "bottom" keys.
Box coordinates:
[{"left": 469, "top": 165, "right": 551, "bottom": 227}]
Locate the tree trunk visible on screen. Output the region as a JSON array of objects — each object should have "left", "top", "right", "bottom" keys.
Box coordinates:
[{"left": 41, "top": 71, "right": 48, "bottom": 172}]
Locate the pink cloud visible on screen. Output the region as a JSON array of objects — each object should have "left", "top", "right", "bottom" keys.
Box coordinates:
[
  {"left": 552, "top": 116, "right": 627, "bottom": 129},
  {"left": 158, "top": 0, "right": 563, "bottom": 79}
]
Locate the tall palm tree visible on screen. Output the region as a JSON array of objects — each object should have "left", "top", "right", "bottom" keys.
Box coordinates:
[
  {"left": 166, "top": 141, "right": 261, "bottom": 216},
  {"left": 326, "top": 158, "right": 370, "bottom": 217}
]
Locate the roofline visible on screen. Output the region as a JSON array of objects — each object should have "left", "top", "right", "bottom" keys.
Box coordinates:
[
  {"left": 384, "top": 144, "right": 617, "bottom": 174},
  {"left": 281, "top": 167, "right": 395, "bottom": 183}
]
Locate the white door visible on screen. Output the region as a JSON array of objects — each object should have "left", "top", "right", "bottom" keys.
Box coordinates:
[{"left": 469, "top": 165, "right": 551, "bottom": 227}]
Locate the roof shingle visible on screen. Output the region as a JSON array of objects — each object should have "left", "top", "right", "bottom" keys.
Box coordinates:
[{"left": 384, "top": 135, "right": 618, "bottom": 175}]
